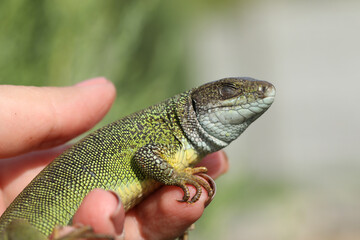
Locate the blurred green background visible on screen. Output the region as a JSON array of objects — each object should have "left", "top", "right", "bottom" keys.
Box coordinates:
[
  {"left": 1, "top": 0, "right": 359, "bottom": 239},
  {"left": 0, "top": 0, "right": 237, "bottom": 123}
]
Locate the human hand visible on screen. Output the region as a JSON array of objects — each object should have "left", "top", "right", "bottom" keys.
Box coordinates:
[{"left": 0, "top": 78, "right": 229, "bottom": 239}]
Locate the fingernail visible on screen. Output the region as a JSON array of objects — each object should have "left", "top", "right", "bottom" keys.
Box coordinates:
[
  {"left": 75, "top": 77, "right": 109, "bottom": 87},
  {"left": 115, "top": 232, "right": 126, "bottom": 240},
  {"left": 219, "top": 151, "right": 229, "bottom": 174}
]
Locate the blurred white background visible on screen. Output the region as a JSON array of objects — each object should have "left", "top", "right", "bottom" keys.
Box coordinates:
[{"left": 189, "top": 1, "right": 360, "bottom": 239}]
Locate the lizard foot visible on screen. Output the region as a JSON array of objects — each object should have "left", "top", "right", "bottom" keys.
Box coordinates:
[
  {"left": 174, "top": 167, "right": 216, "bottom": 205},
  {"left": 134, "top": 144, "right": 216, "bottom": 206}
]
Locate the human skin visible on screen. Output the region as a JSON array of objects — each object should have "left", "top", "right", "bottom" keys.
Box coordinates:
[{"left": 0, "top": 77, "right": 229, "bottom": 239}]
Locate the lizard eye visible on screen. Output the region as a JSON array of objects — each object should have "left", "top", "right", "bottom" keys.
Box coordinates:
[{"left": 219, "top": 83, "right": 238, "bottom": 98}]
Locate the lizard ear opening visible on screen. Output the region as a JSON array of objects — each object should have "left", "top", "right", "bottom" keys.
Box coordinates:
[{"left": 192, "top": 98, "right": 197, "bottom": 113}]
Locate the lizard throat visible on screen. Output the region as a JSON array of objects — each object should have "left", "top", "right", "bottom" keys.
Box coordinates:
[
  {"left": 174, "top": 93, "right": 229, "bottom": 155},
  {"left": 195, "top": 95, "right": 274, "bottom": 144}
]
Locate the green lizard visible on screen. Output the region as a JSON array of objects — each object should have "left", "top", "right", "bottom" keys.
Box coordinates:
[{"left": 0, "top": 77, "right": 275, "bottom": 239}]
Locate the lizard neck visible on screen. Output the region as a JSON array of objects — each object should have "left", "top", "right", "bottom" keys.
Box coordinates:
[{"left": 172, "top": 92, "right": 228, "bottom": 155}]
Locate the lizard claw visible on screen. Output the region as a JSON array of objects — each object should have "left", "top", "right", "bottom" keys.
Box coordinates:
[
  {"left": 175, "top": 167, "right": 216, "bottom": 206},
  {"left": 196, "top": 173, "right": 216, "bottom": 207}
]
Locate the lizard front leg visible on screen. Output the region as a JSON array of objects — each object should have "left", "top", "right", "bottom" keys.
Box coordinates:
[{"left": 133, "top": 144, "right": 216, "bottom": 204}]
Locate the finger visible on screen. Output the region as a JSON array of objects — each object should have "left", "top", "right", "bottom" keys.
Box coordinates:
[
  {"left": 125, "top": 185, "right": 207, "bottom": 240},
  {"left": 72, "top": 189, "right": 125, "bottom": 238},
  {"left": 197, "top": 150, "right": 229, "bottom": 179},
  {"left": 0, "top": 77, "right": 116, "bottom": 158},
  {"left": 124, "top": 151, "right": 228, "bottom": 240},
  {"left": 0, "top": 145, "right": 70, "bottom": 209}
]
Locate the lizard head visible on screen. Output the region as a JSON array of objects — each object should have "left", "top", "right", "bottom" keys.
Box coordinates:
[{"left": 190, "top": 77, "right": 276, "bottom": 144}]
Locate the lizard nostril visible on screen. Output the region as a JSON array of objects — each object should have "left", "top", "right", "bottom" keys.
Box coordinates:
[{"left": 264, "top": 85, "right": 276, "bottom": 97}]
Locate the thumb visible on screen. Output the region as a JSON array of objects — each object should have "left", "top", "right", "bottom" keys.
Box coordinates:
[{"left": 0, "top": 77, "right": 116, "bottom": 158}]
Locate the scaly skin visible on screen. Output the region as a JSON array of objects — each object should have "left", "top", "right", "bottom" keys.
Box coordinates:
[{"left": 0, "top": 77, "right": 275, "bottom": 239}]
